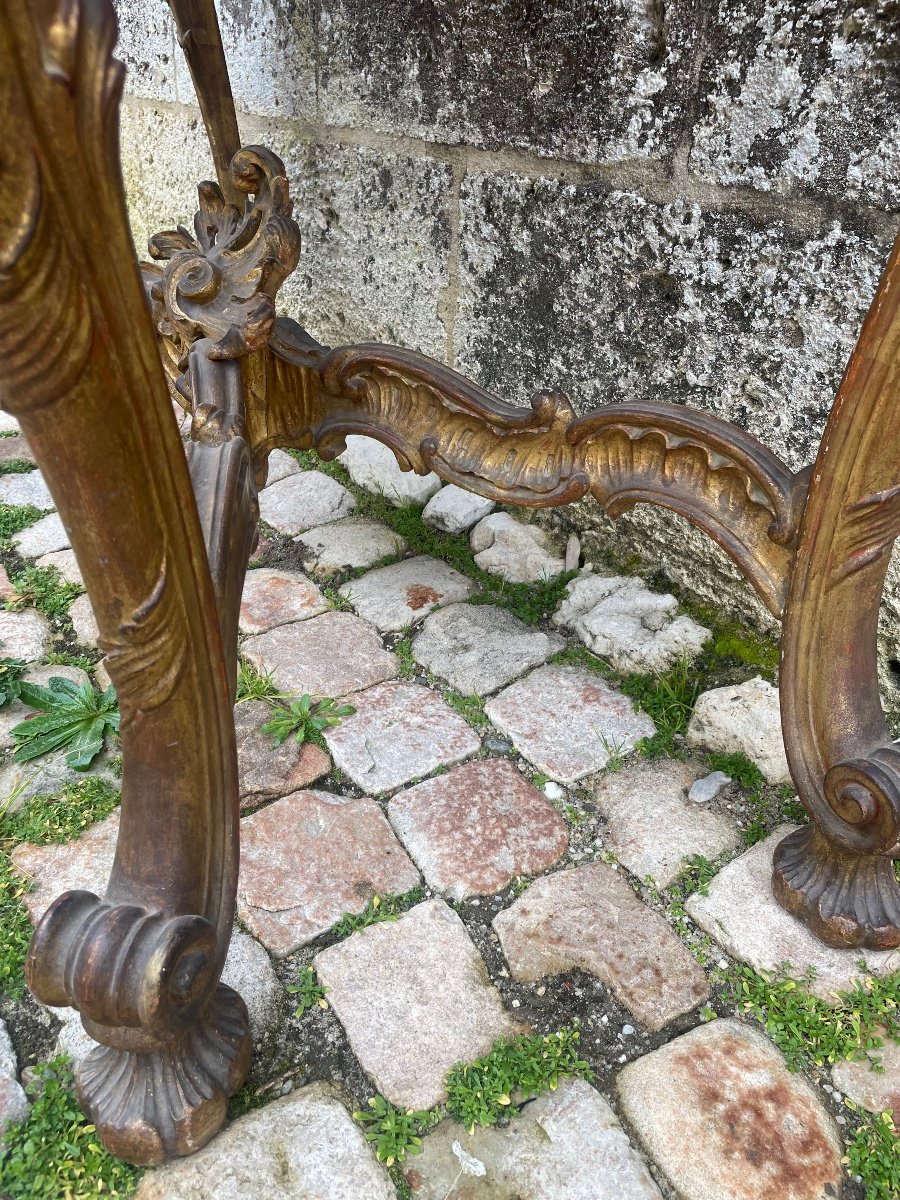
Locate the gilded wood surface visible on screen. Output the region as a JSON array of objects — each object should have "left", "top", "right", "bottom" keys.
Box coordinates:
[{"left": 0, "top": 0, "right": 249, "bottom": 1162}]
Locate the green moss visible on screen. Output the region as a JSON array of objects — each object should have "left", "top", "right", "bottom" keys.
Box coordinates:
[
  {"left": 0, "top": 460, "right": 36, "bottom": 475},
  {"left": 0, "top": 503, "right": 43, "bottom": 544}
]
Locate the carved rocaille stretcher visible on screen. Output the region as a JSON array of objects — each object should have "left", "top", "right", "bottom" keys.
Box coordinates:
[{"left": 0, "top": 0, "right": 898, "bottom": 1167}]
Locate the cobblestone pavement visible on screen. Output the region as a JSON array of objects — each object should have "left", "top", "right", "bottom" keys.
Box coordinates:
[{"left": 0, "top": 425, "right": 898, "bottom": 1200}]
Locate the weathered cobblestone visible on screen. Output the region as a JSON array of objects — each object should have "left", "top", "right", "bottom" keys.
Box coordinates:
[
  {"left": 338, "top": 555, "right": 476, "bottom": 631},
  {"left": 339, "top": 435, "right": 441, "bottom": 505},
  {"left": 238, "top": 568, "right": 327, "bottom": 634},
  {"left": 0, "top": 609, "right": 51, "bottom": 661},
  {"left": 388, "top": 759, "right": 568, "bottom": 899},
  {"left": 315, "top": 899, "right": 520, "bottom": 1110},
  {"left": 470, "top": 513, "right": 565, "bottom": 583},
  {"left": 234, "top": 700, "right": 330, "bottom": 807},
  {"left": 296, "top": 517, "right": 408, "bottom": 577},
  {"left": 67, "top": 593, "right": 99, "bottom": 648},
  {"left": 258, "top": 470, "right": 356, "bottom": 534},
  {"left": 11, "top": 512, "right": 69, "bottom": 558},
  {"left": 686, "top": 676, "right": 790, "bottom": 784}
]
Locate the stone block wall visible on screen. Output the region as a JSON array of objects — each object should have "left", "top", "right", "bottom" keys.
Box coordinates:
[{"left": 113, "top": 0, "right": 900, "bottom": 705}]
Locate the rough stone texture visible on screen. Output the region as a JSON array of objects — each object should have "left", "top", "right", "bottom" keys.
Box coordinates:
[
  {"left": 324, "top": 681, "right": 481, "bottom": 793},
  {"left": 484, "top": 665, "right": 656, "bottom": 783},
  {"left": 553, "top": 573, "right": 711, "bottom": 672},
  {"left": 0, "top": 664, "right": 91, "bottom": 752},
  {"left": 594, "top": 760, "right": 741, "bottom": 887},
  {"left": 494, "top": 863, "right": 709, "bottom": 1030},
  {"left": 35, "top": 548, "right": 83, "bottom": 586},
  {"left": 470, "top": 513, "right": 565, "bottom": 583},
  {"left": 407, "top": 1077, "right": 663, "bottom": 1200},
  {"left": 0, "top": 609, "right": 51, "bottom": 662},
  {"left": 0, "top": 750, "right": 118, "bottom": 815},
  {"left": 0, "top": 412, "right": 18, "bottom": 434},
  {"left": 296, "top": 517, "right": 407, "bottom": 577},
  {"left": 238, "top": 568, "right": 327, "bottom": 634},
  {"left": 242, "top": 611, "right": 398, "bottom": 699},
  {"left": 422, "top": 485, "right": 496, "bottom": 534},
  {"left": 387, "top": 759, "right": 568, "bottom": 900},
  {"left": 315, "top": 899, "right": 519, "bottom": 1110},
  {"left": 617, "top": 1019, "right": 843, "bottom": 1200},
  {"left": 68, "top": 593, "right": 99, "bottom": 647},
  {"left": 690, "top": 2, "right": 900, "bottom": 209},
  {"left": 685, "top": 826, "right": 900, "bottom": 1000},
  {"left": 237, "top": 789, "right": 420, "bottom": 954},
  {"left": 258, "top": 470, "right": 356, "bottom": 535},
  {"left": 412, "top": 603, "right": 565, "bottom": 696},
  {"left": 11, "top": 810, "right": 121, "bottom": 923},
  {"left": 686, "top": 676, "right": 790, "bottom": 784},
  {"left": 338, "top": 435, "right": 442, "bottom": 506},
  {"left": 0, "top": 1017, "right": 28, "bottom": 1137},
  {"left": 263, "top": 448, "right": 301, "bottom": 485},
  {"left": 832, "top": 1036, "right": 900, "bottom": 1123},
  {"left": 0, "top": 436, "right": 35, "bottom": 465},
  {"left": 338, "top": 555, "right": 476, "bottom": 631},
  {"left": 0, "top": 470, "right": 53, "bottom": 509},
  {"left": 234, "top": 700, "right": 331, "bottom": 808},
  {"left": 0, "top": 565, "right": 15, "bottom": 603},
  {"left": 134, "top": 1084, "right": 394, "bottom": 1200},
  {"left": 11, "top": 512, "right": 69, "bottom": 558}
]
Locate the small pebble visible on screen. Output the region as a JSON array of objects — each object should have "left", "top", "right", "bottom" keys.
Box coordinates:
[
  {"left": 618, "top": 1054, "right": 628, "bottom": 1064},
  {"left": 564, "top": 533, "right": 581, "bottom": 572},
  {"left": 511, "top": 998, "right": 521, "bottom": 1008},
  {"left": 543, "top": 781, "right": 565, "bottom": 801},
  {"left": 483, "top": 734, "right": 514, "bottom": 756},
  {"left": 622, "top": 1024, "right": 636, "bottom": 1036},
  {"left": 688, "top": 771, "right": 732, "bottom": 804},
  {"left": 536, "top": 986, "right": 546, "bottom": 996}
]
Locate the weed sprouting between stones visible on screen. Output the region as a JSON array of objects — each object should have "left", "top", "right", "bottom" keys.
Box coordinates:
[
  {"left": 843, "top": 1110, "right": 900, "bottom": 1200},
  {"left": 261, "top": 694, "right": 356, "bottom": 750},
  {"left": 330, "top": 888, "right": 427, "bottom": 940},
  {"left": 0, "top": 656, "right": 29, "bottom": 706},
  {"left": 10, "top": 678, "right": 119, "bottom": 771},
  {"left": 0, "top": 1055, "right": 140, "bottom": 1199},
  {"left": 352, "top": 1094, "right": 439, "bottom": 1167},
  {"left": 235, "top": 657, "right": 281, "bottom": 704},
  {"left": 0, "top": 460, "right": 36, "bottom": 475},
  {"left": 0, "top": 503, "right": 43, "bottom": 545},
  {"left": 6, "top": 565, "right": 82, "bottom": 621},
  {"left": 704, "top": 749, "right": 806, "bottom": 845},
  {"left": 287, "top": 965, "right": 330, "bottom": 1018}
]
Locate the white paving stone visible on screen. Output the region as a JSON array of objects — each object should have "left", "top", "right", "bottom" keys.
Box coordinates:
[
  {"left": 412, "top": 602, "right": 565, "bottom": 695},
  {"left": 422, "top": 484, "right": 496, "bottom": 533},
  {"left": 68, "top": 593, "right": 99, "bottom": 647},
  {"left": 470, "top": 513, "right": 565, "bottom": 583},
  {"left": 407, "top": 1077, "right": 663, "bottom": 1199},
  {"left": 484, "top": 665, "right": 656, "bottom": 783},
  {"left": 295, "top": 517, "right": 408, "bottom": 577},
  {"left": 338, "top": 555, "right": 476, "bottom": 631},
  {"left": 324, "top": 681, "right": 481, "bottom": 793},
  {"left": 134, "top": 1084, "right": 394, "bottom": 1200},
  {"left": 12, "top": 512, "right": 69, "bottom": 558},
  {"left": 0, "top": 412, "right": 20, "bottom": 434},
  {"left": 0, "top": 470, "right": 53, "bottom": 509},
  {"left": 553, "top": 573, "right": 711, "bottom": 672},
  {"left": 0, "top": 1017, "right": 28, "bottom": 1138},
  {"left": 35, "top": 548, "right": 83, "bottom": 586},
  {"left": 685, "top": 826, "right": 900, "bottom": 1000},
  {"left": 0, "top": 608, "right": 51, "bottom": 661},
  {"left": 339, "top": 434, "right": 441, "bottom": 505},
  {"left": 594, "top": 760, "right": 741, "bottom": 887},
  {"left": 258, "top": 470, "right": 356, "bottom": 534},
  {"left": 263, "top": 448, "right": 301, "bottom": 485},
  {"left": 315, "top": 899, "right": 520, "bottom": 1110},
  {"left": 686, "top": 676, "right": 790, "bottom": 784}
]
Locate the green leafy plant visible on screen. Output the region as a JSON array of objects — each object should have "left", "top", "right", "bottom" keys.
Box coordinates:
[
  {"left": 235, "top": 657, "right": 281, "bottom": 704},
  {"left": 619, "top": 657, "right": 700, "bottom": 758},
  {"left": 843, "top": 1108, "right": 900, "bottom": 1200},
  {"left": 287, "top": 966, "right": 329, "bottom": 1017},
  {"left": 0, "top": 502, "right": 42, "bottom": 544},
  {"left": 11, "top": 679, "right": 119, "bottom": 769},
  {"left": 445, "top": 1026, "right": 593, "bottom": 1134},
  {"left": 0, "top": 1056, "right": 140, "bottom": 1198},
  {"left": 0, "top": 657, "right": 29, "bottom": 707},
  {"left": 0, "top": 853, "right": 33, "bottom": 999},
  {"left": 331, "top": 888, "right": 425, "bottom": 939},
  {"left": 0, "top": 459, "right": 36, "bottom": 475},
  {"left": 733, "top": 963, "right": 900, "bottom": 1072},
  {"left": 443, "top": 689, "right": 489, "bottom": 730},
  {"left": 261, "top": 694, "right": 355, "bottom": 747},
  {"left": 7, "top": 565, "right": 82, "bottom": 620},
  {"left": 353, "top": 1095, "right": 437, "bottom": 1166}
]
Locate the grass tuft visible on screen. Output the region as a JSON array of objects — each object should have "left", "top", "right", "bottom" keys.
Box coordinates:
[{"left": 331, "top": 888, "right": 425, "bottom": 939}]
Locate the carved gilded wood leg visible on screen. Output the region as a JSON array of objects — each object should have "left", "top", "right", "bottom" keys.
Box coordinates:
[
  {"left": 0, "top": 1, "right": 256, "bottom": 1163},
  {"left": 773, "top": 234, "right": 900, "bottom": 949}
]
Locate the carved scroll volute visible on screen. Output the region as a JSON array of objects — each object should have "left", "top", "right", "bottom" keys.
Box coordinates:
[
  {"left": 0, "top": 0, "right": 248, "bottom": 1162},
  {"left": 775, "top": 232, "right": 900, "bottom": 949}
]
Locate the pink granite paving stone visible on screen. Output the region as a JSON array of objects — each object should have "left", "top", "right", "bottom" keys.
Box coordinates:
[
  {"left": 493, "top": 862, "right": 709, "bottom": 1030},
  {"left": 484, "top": 665, "right": 656, "bottom": 783},
  {"left": 241, "top": 611, "right": 398, "bottom": 699},
  {"left": 238, "top": 568, "right": 327, "bottom": 634},
  {"left": 618, "top": 1019, "right": 843, "bottom": 1200},
  {"left": 314, "top": 899, "right": 520, "bottom": 1110},
  {"left": 11, "top": 811, "right": 120, "bottom": 922},
  {"left": 237, "top": 789, "right": 420, "bottom": 954},
  {"left": 337, "top": 555, "right": 476, "bottom": 631},
  {"left": 388, "top": 759, "right": 568, "bottom": 899},
  {"left": 324, "top": 681, "right": 481, "bottom": 793},
  {"left": 234, "top": 699, "right": 331, "bottom": 809}
]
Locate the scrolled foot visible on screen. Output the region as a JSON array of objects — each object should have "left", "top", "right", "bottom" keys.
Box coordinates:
[
  {"left": 75, "top": 984, "right": 251, "bottom": 1166},
  {"left": 773, "top": 824, "right": 900, "bottom": 950}
]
